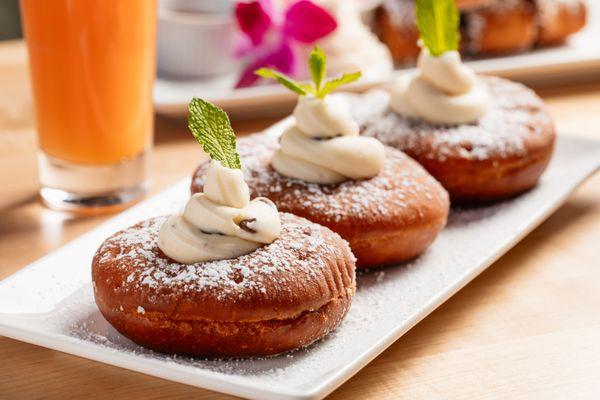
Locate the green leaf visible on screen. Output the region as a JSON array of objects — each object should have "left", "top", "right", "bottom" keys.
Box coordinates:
[
  {"left": 255, "top": 68, "right": 307, "bottom": 96},
  {"left": 416, "top": 0, "right": 459, "bottom": 56},
  {"left": 187, "top": 97, "right": 241, "bottom": 169},
  {"left": 299, "top": 82, "right": 317, "bottom": 96},
  {"left": 309, "top": 46, "right": 327, "bottom": 92},
  {"left": 254, "top": 47, "right": 362, "bottom": 99},
  {"left": 320, "top": 71, "right": 362, "bottom": 98}
]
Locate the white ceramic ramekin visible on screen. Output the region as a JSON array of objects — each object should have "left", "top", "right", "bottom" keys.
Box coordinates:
[{"left": 157, "top": 1, "right": 240, "bottom": 79}]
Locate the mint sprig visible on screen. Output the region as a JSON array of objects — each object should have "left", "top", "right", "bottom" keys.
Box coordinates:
[
  {"left": 254, "top": 68, "right": 308, "bottom": 96},
  {"left": 322, "top": 71, "right": 362, "bottom": 95},
  {"left": 188, "top": 97, "right": 241, "bottom": 170},
  {"left": 416, "top": 0, "right": 459, "bottom": 57},
  {"left": 309, "top": 46, "right": 327, "bottom": 93},
  {"left": 255, "top": 46, "right": 362, "bottom": 99}
]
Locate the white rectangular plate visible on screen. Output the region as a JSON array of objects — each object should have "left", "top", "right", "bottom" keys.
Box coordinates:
[
  {"left": 154, "top": 2, "right": 600, "bottom": 117},
  {"left": 1, "top": 134, "right": 599, "bottom": 400}
]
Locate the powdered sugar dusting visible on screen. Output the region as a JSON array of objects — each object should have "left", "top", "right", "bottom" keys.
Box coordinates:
[
  {"left": 353, "top": 77, "right": 554, "bottom": 162},
  {"left": 94, "top": 214, "right": 348, "bottom": 302},
  {"left": 381, "top": 0, "right": 416, "bottom": 29},
  {"left": 192, "top": 134, "right": 448, "bottom": 228},
  {"left": 538, "top": 0, "right": 585, "bottom": 26},
  {"left": 4, "top": 136, "right": 600, "bottom": 398},
  {"left": 465, "top": 0, "right": 535, "bottom": 52}
]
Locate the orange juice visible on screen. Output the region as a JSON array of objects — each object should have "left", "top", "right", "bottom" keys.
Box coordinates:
[{"left": 20, "top": 0, "right": 156, "bottom": 165}]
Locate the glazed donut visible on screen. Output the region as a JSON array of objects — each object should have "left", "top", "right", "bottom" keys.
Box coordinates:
[
  {"left": 192, "top": 134, "right": 449, "bottom": 269},
  {"left": 376, "top": 0, "right": 587, "bottom": 64},
  {"left": 354, "top": 76, "right": 556, "bottom": 203},
  {"left": 92, "top": 213, "right": 356, "bottom": 357}
]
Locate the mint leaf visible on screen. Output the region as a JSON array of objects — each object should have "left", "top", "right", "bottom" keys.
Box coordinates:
[
  {"left": 416, "top": 0, "right": 459, "bottom": 56},
  {"left": 299, "top": 82, "right": 317, "bottom": 95},
  {"left": 255, "top": 47, "right": 362, "bottom": 98},
  {"left": 309, "top": 46, "right": 326, "bottom": 93},
  {"left": 320, "top": 71, "right": 362, "bottom": 98},
  {"left": 188, "top": 97, "right": 241, "bottom": 169},
  {"left": 255, "top": 68, "right": 308, "bottom": 96}
]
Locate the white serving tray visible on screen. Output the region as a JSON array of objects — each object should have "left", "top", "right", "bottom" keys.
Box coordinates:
[
  {"left": 154, "top": 2, "right": 600, "bottom": 117},
  {"left": 1, "top": 131, "right": 599, "bottom": 400}
]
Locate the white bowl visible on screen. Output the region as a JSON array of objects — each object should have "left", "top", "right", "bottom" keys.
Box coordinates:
[{"left": 157, "top": 7, "right": 240, "bottom": 79}]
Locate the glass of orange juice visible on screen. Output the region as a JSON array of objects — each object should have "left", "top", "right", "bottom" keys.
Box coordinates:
[{"left": 20, "top": 0, "right": 156, "bottom": 214}]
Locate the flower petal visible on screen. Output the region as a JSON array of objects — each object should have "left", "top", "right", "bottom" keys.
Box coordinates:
[
  {"left": 235, "top": 0, "right": 273, "bottom": 46},
  {"left": 283, "top": 1, "right": 337, "bottom": 43},
  {"left": 236, "top": 41, "right": 296, "bottom": 88}
]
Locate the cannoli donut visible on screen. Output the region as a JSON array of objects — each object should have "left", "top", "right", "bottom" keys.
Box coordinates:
[
  {"left": 93, "top": 97, "right": 357, "bottom": 357},
  {"left": 354, "top": 76, "right": 556, "bottom": 203},
  {"left": 376, "top": 0, "right": 421, "bottom": 65},
  {"left": 362, "top": 2, "right": 555, "bottom": 204},
  {"left": 376, "top": 0, "right": 587, "bottom": 64},
  {"left": 192, "top": 133, "right": 450, "bottom": 268},
  {"left": 192, "top": 48, "right": 449, "bottom": 268},
  {"left": 92, "top": 214, "right": 355, "bottom": 357},
  {"left": 462, "top": 0, "right": 537, "bottom": 55},
  {"left": 537, "top": 0, "right": 587, "bottom": 46}
]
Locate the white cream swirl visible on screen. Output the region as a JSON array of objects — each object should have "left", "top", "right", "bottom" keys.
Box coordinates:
[
  {"left": 272, "top": 95, "right": 386, "bottom": 184},
  {"left": 390, "top": 49, "right": 489, "bottom": 125},
  {"left": 158, "top": 161, "right": 281, "bottom": 264}
]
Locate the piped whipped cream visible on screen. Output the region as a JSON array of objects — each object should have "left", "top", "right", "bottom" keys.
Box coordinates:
[
  {"left": 272, "top": 94, "right": 386, "bottom": 184},
  {"left": 158, "top": 160, "right": 281, "bottom": 264},
  {"left": 390, "top": 49, "right": 489, "bottom": 125}
]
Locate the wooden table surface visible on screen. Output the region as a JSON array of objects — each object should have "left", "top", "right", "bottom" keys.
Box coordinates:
[{"left": 1, "top": 40, "right": 600, "bottom": 399}]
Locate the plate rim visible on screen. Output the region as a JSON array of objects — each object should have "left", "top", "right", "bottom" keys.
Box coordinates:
[{"left": 1, "top": 135, "right": 600, "bottom": 400}]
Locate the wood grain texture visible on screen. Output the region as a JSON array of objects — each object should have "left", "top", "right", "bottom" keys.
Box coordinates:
[{"left": 1, "top": 40, "right": 600, "bottom": 400}]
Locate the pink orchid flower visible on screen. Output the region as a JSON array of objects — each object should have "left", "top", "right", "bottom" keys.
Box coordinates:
[{"left": 234, "top": 0, "right": 337, "bottom": 88}]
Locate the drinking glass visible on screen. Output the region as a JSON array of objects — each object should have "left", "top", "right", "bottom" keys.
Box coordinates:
[{"left": 20, "top": 0, "right": 156, "bottom": 213}]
